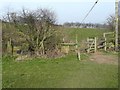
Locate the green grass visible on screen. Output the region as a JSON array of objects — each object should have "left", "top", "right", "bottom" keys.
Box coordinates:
[
  {"left": 61, "top": 28, "right": 109, "bottom": 42},
  {"left": 2, "top": 54, "right": 118, "bottom": 88},
  {"left": 2, "top": 27, "right": 118, "bottom": 88}
]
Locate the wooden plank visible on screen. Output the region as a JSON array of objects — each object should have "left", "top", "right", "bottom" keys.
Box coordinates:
[
  {"left": 94, "top": 37, "right": 97, "bottom": 52},
  {"left": 98, "top": 45, "right": 105, "bottom": 48},
  {"left": 104, "top": 37, "right": 107, "bottom": 51},
  {"left": 88, "top": 39, "right": 94, "bottom": 41},
  {"left": 60, "top": 43, "right": 77, "bottom": 46},
  {"left": 104, "top": 32, "right": 114, "bottom": 35}
]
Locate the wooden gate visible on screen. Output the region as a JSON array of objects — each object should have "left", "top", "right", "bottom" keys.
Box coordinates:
[{"left": 87, "top": 37, "right": 97, "bottom": 53}]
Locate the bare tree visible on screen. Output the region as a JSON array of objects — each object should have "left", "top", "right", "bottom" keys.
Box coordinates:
[
  {"left": 2, "top": 7, "right": 62, "bottom": 57},
  {"left": 106, "top": 15, "right": 115, "bottom": 31},
  {"left": 2, "top": 11, "right": 26, "bottom": 55},
  {"left": 4, "top": 8, "right": 58, "bottom": 56}
]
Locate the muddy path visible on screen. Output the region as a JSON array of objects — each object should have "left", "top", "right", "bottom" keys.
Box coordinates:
[{"left": 89, "top": 52, "right": 118, "bottom": 65}]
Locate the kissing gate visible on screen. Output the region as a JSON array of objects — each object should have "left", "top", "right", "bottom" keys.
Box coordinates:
[
  {"left": 60, "top": 32, "right": 115, "bottom": 61},
  {"left": 87, "top": 32, "right": 115, "bottom": 53}
]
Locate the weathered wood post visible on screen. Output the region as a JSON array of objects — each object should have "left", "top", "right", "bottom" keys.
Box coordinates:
[
  {"left": 87, "top": 37, "right": 90, "bottom": 53},
  {"left": 76, "top": 34, "right": 80, "bottom": 60},
  {"left": 115, "top": 0, "right": 118, "bottom": 51},
  {"left": 94, "top": 37, "right": 97, "bottom": 52},
  {"left": 7, "top": 38, "right": 12, "bottom": 54},
  {"left": 75, "top": 34, "right": 78, "bottom": 49},
  {"left": 103, "top": 33, "right": 107, "bottom": 51}
]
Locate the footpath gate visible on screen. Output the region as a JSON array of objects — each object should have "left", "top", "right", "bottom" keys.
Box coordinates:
[
  {"left": 60, "top": 34, "right": 81, "bottom": 60},
  {"left": 98, "top": 32, "right": 115, "bottom": 51},
  {"left": 87, "top": 37, "right": 97, "bottom": 53},
  {"left": 87, "top": 32, "right": 115, "bottom": 53}
]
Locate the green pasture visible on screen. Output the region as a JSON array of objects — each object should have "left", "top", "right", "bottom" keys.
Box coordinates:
[
  {"left": 2, "top": 53, "right": 118, "bottom": 88},
  {"left": 61, "top": 28, "right": 109, "bottom": 42},
  {"left": 2, "top": 28, "right": 118, "bottom": 88}
]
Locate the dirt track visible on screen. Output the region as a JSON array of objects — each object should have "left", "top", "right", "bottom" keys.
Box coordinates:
[{"left": 89, "top": 52, "right": 118, "bottom": 65}]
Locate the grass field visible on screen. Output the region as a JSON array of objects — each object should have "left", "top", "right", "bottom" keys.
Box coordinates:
[
  {"left": 61, "top": 28, "right": 109, "bottom": 42},
  {"left": 2, "top": 53, "right": 118, "bottom": 88},
  {"left": 2, "top": 28, "right": 118, "bottom": 88}
]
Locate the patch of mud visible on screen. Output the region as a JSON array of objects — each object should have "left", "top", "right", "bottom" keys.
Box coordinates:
[{"left": 89, "top": 52, "right": 118, "bottom": 65}]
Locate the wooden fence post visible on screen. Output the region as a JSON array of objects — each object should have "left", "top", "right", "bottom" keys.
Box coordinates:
[
  {"left": 103, "top": 33, "right": 107, "bottom": 51},
  {"left": 94, "top": 37, "right": 97, "bottom": 52},
  {"left": 77, "top": 49, "right": 81, "bottom": 61},
  {"left": 87, "top": 38, "right": 90, "bottom": 53},
  {"left": 76, "top": 34, "right": 80, "bottom": 60}
]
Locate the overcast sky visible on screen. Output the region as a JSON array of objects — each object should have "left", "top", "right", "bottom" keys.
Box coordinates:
[{"left": 0, "top": 0, "right": 116, "bottom": 24}]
